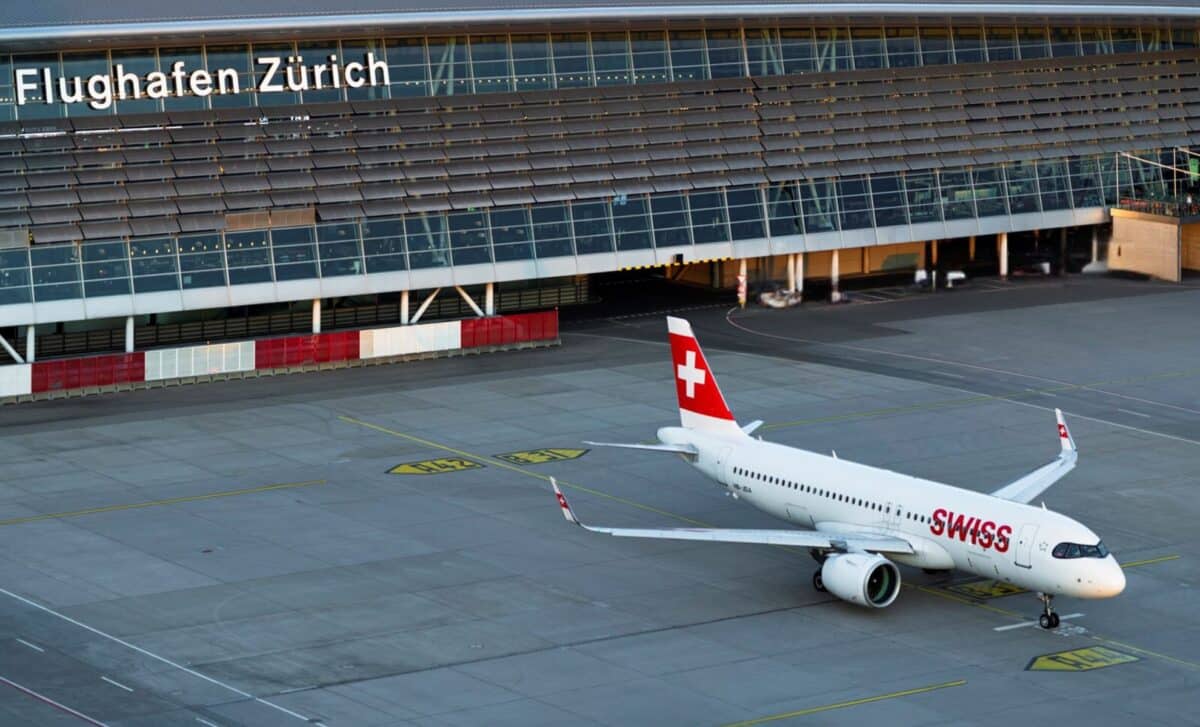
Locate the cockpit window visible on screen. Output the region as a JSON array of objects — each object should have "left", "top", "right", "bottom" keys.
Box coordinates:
[{"left": 1052, "top": 541, "right": 1109, "bottom": 559}]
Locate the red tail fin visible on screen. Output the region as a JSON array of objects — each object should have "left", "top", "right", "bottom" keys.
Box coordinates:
[{"left": 667, "top": 317, "right": 742, "bottom": 436}]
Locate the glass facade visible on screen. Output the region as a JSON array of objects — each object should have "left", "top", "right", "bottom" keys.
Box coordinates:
[
  {"left": 0, "top": 150, "right": 1167, "bottom": 307},
  {"left": 2, "top": 21, "right": 1195, "bottom": 120}
]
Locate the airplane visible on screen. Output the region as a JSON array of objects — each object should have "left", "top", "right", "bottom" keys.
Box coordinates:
[{"left": 551, "top": 316, "right": 1125, "bottom": 629}]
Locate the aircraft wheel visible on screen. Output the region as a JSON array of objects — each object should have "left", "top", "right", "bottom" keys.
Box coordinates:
[
  {"left": 813, "top": 570, "right": 826, "bottom": 593},
  {"left": 1049, "top": 612, "right": 1061, "bottom": 628},
  {"left": 1039, "top": 613, "right": 1053, "bottom": 629}
]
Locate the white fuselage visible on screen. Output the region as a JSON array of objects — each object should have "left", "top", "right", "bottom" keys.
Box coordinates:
[{"left": 662, "top": 427, "right": 1125, "bottom": 599}]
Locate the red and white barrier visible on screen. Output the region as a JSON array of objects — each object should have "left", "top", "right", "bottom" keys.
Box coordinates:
[
  {"left": 360, "top": 320, "right": 460, "bottom": 359},
  {"left": 145, "top": 341, "right": 256, "bottom": 381},
  {"left": 0, "top": 364, "right": 31, "bottom": 397},
  {"left": 1, "top": 310, "right": 558, "bottom": 400}
]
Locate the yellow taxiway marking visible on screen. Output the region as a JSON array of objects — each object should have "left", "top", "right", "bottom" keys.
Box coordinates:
[
  {"left": 493, "top": 448, "right": 590, "bottom": 465},
  {"left": 388, "top": 457, "right": 483, "bottom": 475},
  {"left": 0, "top": 480, "right": 327, "bottom": 527},
  {"left": 1121, "top": 554, "right": 1180, "bottom": 569},
  {"left": 339, "top": 415, "right": 709, "bottom": 526},
  {"left": 721, "top": 679, "right": 967, "bottom": 727},
  {"left": 1027, "top": 646, "right": 1138, "bottom": 672},
  {"left": 943, "top": 579, "right": 1027, "bottom": 600}
]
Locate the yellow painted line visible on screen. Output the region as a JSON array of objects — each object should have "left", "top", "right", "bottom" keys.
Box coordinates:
[
  {"left": 0, "top": 480, "right": 327, "bottom": 527},
  {"left": 1121, "top": 554, "right": 1180, "bottom": 569},
  {"left": 339, "top": 415, "right": 710, "bottom": 526},
  {"left": 1089, "top": 636, "right": 1200, "bottom": 671},
  {"left": 720, "top": 679, "right": 967, "bottom": 727},
  {"left": 911, "top": 584, "right": 1022, "bottom": 619},
  {"left": 943, "top": 579, "right": 1027, "bottom": 600}
]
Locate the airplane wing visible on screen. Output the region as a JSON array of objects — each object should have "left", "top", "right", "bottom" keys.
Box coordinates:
[
  {"left": 582, "top": 440, "right": 698, "bottom": 455},
  {"left": 989, "top": 409, "right": 1079, "bottom": 504},
  {"left": 551, "top": 478, "right": 913, "bottom": 554}
]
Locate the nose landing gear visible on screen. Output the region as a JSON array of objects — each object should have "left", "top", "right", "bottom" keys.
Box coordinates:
[{"left": 1037, "top": 593, "right": 1061, "bottom": 629}]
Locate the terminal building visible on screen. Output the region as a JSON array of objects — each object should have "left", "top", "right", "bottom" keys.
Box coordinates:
[{"left": 0, "top": 2, "right": 1198, "bottom": 360}]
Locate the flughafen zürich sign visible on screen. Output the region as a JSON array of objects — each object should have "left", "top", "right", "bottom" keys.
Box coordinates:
[{"left": 14, "top": 53, "right": 391, "bottom": 110}]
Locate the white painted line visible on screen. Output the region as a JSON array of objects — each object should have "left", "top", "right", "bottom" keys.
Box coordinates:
[
  {"left": 1118, "top": 408, "right": 1152, "bottom": 419},
  {"left": 994, "top": 613, "right": 1084, "bottom": 631},
  {"left": 101, "top": 676, "right": 133, "bottom": 692},
  {"left": 195, "top": 719, "right": 220, "bottom": 727},
  {"left": 932, "top": 370, "right": 967, "bottom": 380},
  {"left": 0, "top": 675, "right": 109, "bottom": 726},
  {"left": 0, "top": 587, "right": 315, "bottom": 724},
  {"left": 15, "top": 638, "right": 44, "bottom": 653}
]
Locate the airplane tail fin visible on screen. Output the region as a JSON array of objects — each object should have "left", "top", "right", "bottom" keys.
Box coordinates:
[{"left": 666, "top": 317, "right": 744, "bottom": 438}]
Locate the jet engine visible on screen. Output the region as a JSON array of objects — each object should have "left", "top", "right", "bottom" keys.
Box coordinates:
[{"left": 819, "top": 553, "right": 902, "bottom": 608}]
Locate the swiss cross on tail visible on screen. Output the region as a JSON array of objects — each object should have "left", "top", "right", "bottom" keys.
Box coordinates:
[
  {"left": 1055, "top": 409, "right": 1077, "bottom": 454},
  {"left": 666, "top": 317, "right": 743, "bottom": 436}
]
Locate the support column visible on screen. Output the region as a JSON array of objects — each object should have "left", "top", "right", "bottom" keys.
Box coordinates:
[
  {"left": 795, "top": 252, "right": 805, "bottom": 300},
  {"left": 1059, "top": 228, "right": 1069, "bottom": 276},
  {"left": 411, "top": 288, "right": 440, "bottom": 324},
  {"left": 998, "top": 232, "right": 1009, "bottom": 279},
  {"left": 25, "top": 325, "right": 35, "bottom": 362},
  {"left": 786, "top": 253, "right": 796, "bottom": 293},
  {"left": 830, "top": 248, "right": 841, "bottom": 302},
  {"left": 401, "top": 290, "right": 410, "bottom": 325},
  {"left": 311, "top": 299, "right": 321, "bottom": 334},
  {"left": 737, "top": 258, "right": 748, "bottom": 308},
  {"left": 124, "top": 316, "right": 135, "bottom": 353},
  {"left": 455, "top": 285, "right": 484, "bottom": 318},
  {"left": 1091, "top": 227, "right": 1099, "bottom": 264},
  {"left": 968, "top": 235, "right": 976, "bottom": 262},
  {"left": 484, "top": 282, "right": 495, "bottom": 316}
]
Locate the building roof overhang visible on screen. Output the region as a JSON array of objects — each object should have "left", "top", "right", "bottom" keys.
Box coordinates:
[{"left": 3, "top": 2, "right": 1200, "bottom": 47}]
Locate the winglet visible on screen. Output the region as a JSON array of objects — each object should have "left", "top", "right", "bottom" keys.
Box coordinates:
[
  {"left": 1055, "top": 409, "right": 1077, "bottom": 454},
  {"left": 551, "top": 477, "right": 579, "bottom": 525}
]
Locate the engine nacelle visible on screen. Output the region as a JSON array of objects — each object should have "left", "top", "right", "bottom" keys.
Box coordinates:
[{"left": 821, "top": 553, "right": 902, "bottom": 608}]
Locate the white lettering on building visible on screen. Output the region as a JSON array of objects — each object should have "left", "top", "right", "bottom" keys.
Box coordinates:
[{"left": 13, "top": 53, "right": 390, "bottom": 108}]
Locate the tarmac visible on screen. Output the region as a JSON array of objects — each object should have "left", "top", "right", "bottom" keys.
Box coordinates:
[{"left": 0, "top": 274, "right": 1197, "bottom": 726}]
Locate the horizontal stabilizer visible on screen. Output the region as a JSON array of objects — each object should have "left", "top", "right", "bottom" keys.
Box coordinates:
[
  {"left": 582, "top": 440, "right": 697, "bottom": 455},
  {"left": 741, "top": 420, "right": 765, "bottom": 436}
]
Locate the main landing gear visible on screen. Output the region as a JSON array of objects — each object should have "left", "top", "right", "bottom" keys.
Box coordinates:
[
  {"left": 1038, "top": 593, "right": 1061, "bottom": 629},
  {"left": 812, "top": 570, "right": 826, "bottom": 593}
]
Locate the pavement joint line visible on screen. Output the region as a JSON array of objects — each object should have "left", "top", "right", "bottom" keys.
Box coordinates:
[
  {"left": 0, "top": 587, "right": 318, "bottom": 724},
  {"left": 1, "top": 674, "right": 110, "bottom": 727},
  {"left": 724, "top": 310, "right": 1200, "bottom": 422},
  {"left": 566, "top": 329, "right": 1200, "bottom": 445},
  {"left": 1120, "top": 554, "right": 1180, "bottom": 569},
  {"left": 720, "top": 679, "right": 967, "bottom": 727},
  {"left": 338, "top": 414, "right": 712, "bottom": 527},
  {"left": 15, "top": 638, "right": 43, "bottom": 652},
  {"left": 0, "top": 479, "right": 327, "bottom": 527}
]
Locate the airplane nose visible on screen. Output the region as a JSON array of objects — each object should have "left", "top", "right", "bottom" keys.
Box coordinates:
[{"left": 1097, "top": 560, "right": 1126, "bottom": 598}]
